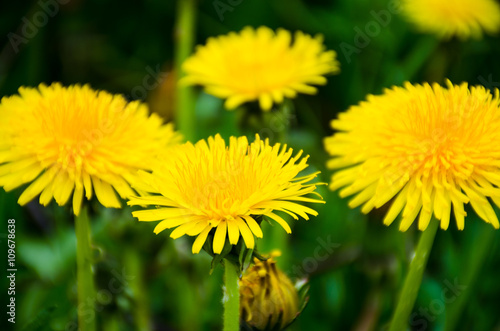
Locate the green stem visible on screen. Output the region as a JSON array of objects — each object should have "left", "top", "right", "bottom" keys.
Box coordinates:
[
  {"left": 384, "top": 36, "right": 440, "bottom": 87},
  {"left": 75, "top": 207, "right": 96, "bottom": 331},
  {"left": 445, "top": 224, "right": 496, "bottom": 331},
  {"left": 125, "top": 248, "right": 152, "bottom": 331},
  {"left": 103, "top": 315, "right": 120, "bottom": 331},
  {"left": 174, "top": 0, "right": 197, "bottom": 142},
  {"left": 388, "top": 219, "right": 439, "bottom": 331},
  {"left": 224, "top": 259, "right": 240, "bottom": 331},
  {"left": 401, "top": 37, "right": 440, "bottom": 80}
]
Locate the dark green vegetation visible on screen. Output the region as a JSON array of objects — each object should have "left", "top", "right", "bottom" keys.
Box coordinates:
[{"left": 1, "top": 0, "right": 500, "bottom": 330}]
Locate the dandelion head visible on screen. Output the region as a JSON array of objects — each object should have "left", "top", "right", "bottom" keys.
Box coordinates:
[
  {"left": 0, "top": 83, "right": 181, "bottom": 215},
  {"left": 325, "top": 81, "right": 500, "bottom": 231},
  {"left": 240, "top": 253, "right": 299, "bottom": 331},
  {"left": 128, "top": 134, "right": 324, "bottom": 255},
  {"left": 401, "top": 0, "right": 500, "bottom": 39},
  {"left": 181, "top": 26, "right": 339, "bottom": 111}
]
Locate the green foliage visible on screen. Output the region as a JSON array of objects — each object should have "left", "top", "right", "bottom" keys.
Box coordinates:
[{"left": 1, "top": 0, "right": 500, "bottom": 330}]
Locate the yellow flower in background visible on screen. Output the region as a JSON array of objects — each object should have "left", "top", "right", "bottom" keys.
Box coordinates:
[
  {"left": 325, "top": 81, "right": 500, "bottom": 231},
  {"left": 181, "top": 26, "right": 339, "bottom": 111},
  {"left": 401, "top": 0, "right": 500, "bottom": 39},
  {"left": 240, "top": 253, "right": 299, "bottom": 331},
  {"left": 128, "top": 134, "right": 324, "bottom": 254},
  {"left": 0, "top": 83, "right": 181, "bottom": 215}
]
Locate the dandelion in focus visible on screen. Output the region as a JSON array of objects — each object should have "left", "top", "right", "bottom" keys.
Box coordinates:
[{"left": 128, "top": 134, "right": 324, "bottom": 254}]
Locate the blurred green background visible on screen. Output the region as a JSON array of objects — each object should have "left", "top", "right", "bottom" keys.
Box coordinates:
[{"left": 1, "top": 0, "right": 500, "bottom": 330}]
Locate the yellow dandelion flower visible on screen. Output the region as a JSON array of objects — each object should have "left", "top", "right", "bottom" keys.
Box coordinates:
[
  {"left": 325, "top": 80, "right": 500, "bottom": 231},
  {"left": 181, "top": 26, "right": 339, "bottom": 111},
  {"left": 401, "top": 0, "right": 500, "bottom": 39},
  {"left": 240, "top": 253, "right": 299, "bottom": 330},
  {"left": 0, "top": 83, "right": 181, "bottom": 215},
  {"left": 128, "top": 134, "right": 324, "bottom": 254}
]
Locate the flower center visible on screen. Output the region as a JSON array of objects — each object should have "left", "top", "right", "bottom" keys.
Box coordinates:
[{"left": 58, "top": 140, "right": 92, "bottom": 172}]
